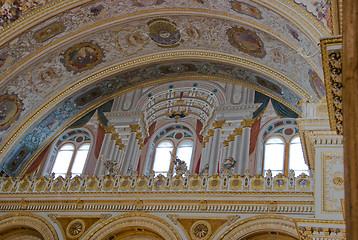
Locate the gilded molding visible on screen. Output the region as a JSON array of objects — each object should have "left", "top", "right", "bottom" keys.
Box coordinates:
[{"left": 321, "top": 37, "right": 342, "bottom": 135}]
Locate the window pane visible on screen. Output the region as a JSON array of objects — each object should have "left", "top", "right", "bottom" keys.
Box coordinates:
[
  {"left": 153, "top": 141, "right": 173, "bottom": 175},
  {"left": 289, "top": 136, "right": 309, "bottom": 176},
  {"left": 71, "top": 143, "right": 90, "bottom": 176},
  {"left": 52, "top": 144, "right": 74, "bottom": 178},
  {"left": 264, "top": 137, "right": 284, "bottom": 176},
  {"left": 176, "top": 140, "right": 193, "bottom": 169}
]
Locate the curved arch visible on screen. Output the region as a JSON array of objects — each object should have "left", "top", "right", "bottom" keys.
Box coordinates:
[
  {"left": 0, "top": 212, "right": 58, "bottom": 240},
  {"left": 219, "top": 214, "right": 298, "bottom": 240},
  {"left": 2, "top": 67, "right": 303, "bottom": 177},
  {"left": 85, "top": 213, "right": 182, "bottom": 240}
]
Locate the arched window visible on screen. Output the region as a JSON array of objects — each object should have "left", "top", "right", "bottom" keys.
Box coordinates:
[
  {"left": 151, "top": 137, "right": 194, "bottom": 176},
  {"left": 152, "top": 140, "right": 174, "bottom": 176},
  {"left": 263, "top": 135, "right": 308, "bottom": 176},
  {"left": 176, "top": 139, "right": 194, "bottom": 170},
  {"left": 263, "top": 136, "right": 285, "bottom": 176},
  {"left": 46, "top": 129, "right": 92, "bottom": 178},
  {"left": 289, "top": 136, "right": 309, "bottom": 176}
]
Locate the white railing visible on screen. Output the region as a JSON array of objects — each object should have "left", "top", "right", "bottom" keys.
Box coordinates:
[{"left": 0, "top": 170, "right": 313, "bottom": 193}]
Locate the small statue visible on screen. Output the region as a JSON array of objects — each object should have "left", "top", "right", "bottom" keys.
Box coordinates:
[
  {"left": 199, "top": 163, "right": 209, "bottom": 176},
  {"left": 173, "top": 157, "right": 187, "bottom": 175},
  {"left": 221, "top": 157, "right": 236, "bottom": 175},
  {"left": 101, "top": 155, "right": 118, "bottom": 176}
]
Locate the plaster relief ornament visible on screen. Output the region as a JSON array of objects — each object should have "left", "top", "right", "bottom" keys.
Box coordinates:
[
  {"left": 148, "top": 19, "right": 181, "bottom": 47},
  {"left": 231, "top": 1, "right": 262, "bottom": 19},
  {"left": 227, "top": 26, "right": 266, "bottom": 58},
  {"left": 62, "top": 42, "right": 104, "bottom": 72},
  {"left": 0, "top": 94, "right": 23, "bottom": 131},
  {"left": 133, "top": 0, "right": 164, "bottom": 7},
  {"left": 114, "top": 28, "right": 145, "bottom": 55}
]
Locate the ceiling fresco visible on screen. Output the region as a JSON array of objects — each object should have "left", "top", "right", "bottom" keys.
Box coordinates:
[{"left": 0, "top": 0, "right": 338, "bottom": 175}]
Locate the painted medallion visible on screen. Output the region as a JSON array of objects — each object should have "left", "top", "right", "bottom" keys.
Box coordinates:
[
  {"left": 227, "top": 26, "right": 266, "bottom": 58},
  {"left": 148, "top": 19, "right": 181, "bottom": 47},
  {"left": 62, "top": 42, "right": 103, "bottom": 72},
  {"left": 309, "top": 70, "right": 326, "bottom": 98},
  {"left": 231, "top": 1, "right": 262, "bottom": 19},
  {"left": 0, "top": 94, "right": 23, "bottom": 131}
]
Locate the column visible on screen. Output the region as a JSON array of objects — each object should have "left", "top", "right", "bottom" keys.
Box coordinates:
[
  {"left": 238, "top": 119, "right": 254, "bottom": 175},
  {"left": 200, "top": 130, "right": 214, "bottom": 172},
  {"left": 107, "top": 133, "right": 119, "bottom": 160},
  {"left": 343, "top": 0, "right": 358, "bottom": 237},
  {"left": 222, "top": 140, "right": 229, "bottom": 161},
  {"left": 227, "top": 134, "right": 235, "bottom": 157},
  {"left": 209, "top": 120, "right": 225, "bottom": 175},
  {"left": 120, "top": 125, "right": 140, "bottom": 175},
  {"left": 233, "top": 128, "right": 242, "bottom": 174},
  {"left": 94, "top": 126, "right": 115, "bottom": 175}
]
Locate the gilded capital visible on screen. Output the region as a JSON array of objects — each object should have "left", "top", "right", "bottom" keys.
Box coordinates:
[
  {"left": 115, "top": 139, "right": 122, "bottom": 145},
  {"left": 104, "top": 125, "right": 115, "bottom": 134},
  {"left": 228, "top": 134, "right": 235, "bottom": 142},
  {"left": 223, "top": 140, "right": 229, "bottom": 147},
  {"left": 202, "top": 141, "right": 206, "bottom": 147},
  {"left": 234, "top": 128, "right": 242, "bottom": 135},
  {"left": 240, "top": 119, "right": 255, "bottom": 128},
  {"left": 204, "top": 136, "right": 210, "bottom": 142},
  {"left": 129, "top": 124, "right": 141, "bottom": 132},
  {"left": 111, "top": 133, "right": 119, "bottom": 140},
  {"left": 118, "top": 143, "right": 125, "bottom": 150},
  {"left": 212, "top": 120, "right": 226, "bottom": 129},
  {"left": 136, "top": 132, "right": 143, "bottom": 140},
  {"left": 207, "top": 129, "right": 214, "bottom": 137}
]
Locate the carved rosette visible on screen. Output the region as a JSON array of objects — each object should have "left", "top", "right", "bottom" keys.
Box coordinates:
[{"left": 190, "top": 220, "right": 212, "bottom": 240}]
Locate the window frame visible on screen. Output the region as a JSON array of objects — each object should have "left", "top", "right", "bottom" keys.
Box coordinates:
[
  {"left": 51, "top": 141, "right": 91, "bottom": 178},
  {"left": 263, "top": 134, "right": 307, "bottom": 176},
  {"left": 151, "top": 137, "right": 194, "bottom": 175}
]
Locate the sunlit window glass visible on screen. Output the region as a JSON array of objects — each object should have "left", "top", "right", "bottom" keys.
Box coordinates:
[
  {"left": 153, "top": 140, "right": 174, "bottom": 176},
  {"left": 52, "top": 144, "right": 74, "bottom": 178},
  {"left": 176, "top": 139, "right": 194, "bottom": 169},
  {"left": 71, "top": 143, "right": 90, "bottom": 176},
  {"left": 289, "top": 136, "right": 309, "bottom": 176},
  {"left": 264, "top": 137, "right": 285, "bottom": 176}
]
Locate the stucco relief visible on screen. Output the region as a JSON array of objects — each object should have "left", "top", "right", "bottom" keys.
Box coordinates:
[
  {"left": 322, "top": 152, "right": 344, "bottom": 213},
  {"left": 0, "top": 0, "right": 322, "bottom": 75},
  {"left": 0, "top": 15, "right": 320, "bottom": 142}
]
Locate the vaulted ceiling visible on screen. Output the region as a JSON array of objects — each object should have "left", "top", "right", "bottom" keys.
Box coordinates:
[{"left": 0, "top": 0, "right": 340, "bottom": 175}]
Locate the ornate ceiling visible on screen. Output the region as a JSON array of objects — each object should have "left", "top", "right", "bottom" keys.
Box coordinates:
[{"left": 0, "top": 0, "right": 340, "bottom": 175}]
